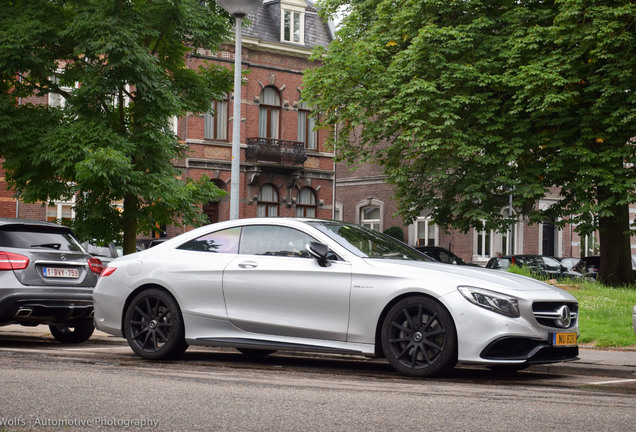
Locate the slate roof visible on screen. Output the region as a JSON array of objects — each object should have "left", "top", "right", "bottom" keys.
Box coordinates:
[{"left": 243, "top": 0, "right": 334, "bottom": 49}]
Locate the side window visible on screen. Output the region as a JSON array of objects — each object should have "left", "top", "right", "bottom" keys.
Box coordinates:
[
  {"left": 177, "top": 227, "right": 240, "bottom": 253},
  {"left": 239, "top": 225, "right": 315, "bottom": 258},
  {"left": 438, "top": 251, "right": 452, "bottom": 264},
  {"left": 497, "top": 258, "right": 511, "bottom": 269}
]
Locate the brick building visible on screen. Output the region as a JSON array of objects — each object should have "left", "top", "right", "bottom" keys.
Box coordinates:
[
  {"left": 335, "top": 160, "right": 635, "bottom": 266},
  {"left": 1, "top": 0, "right": 336, "bottom": 239}
]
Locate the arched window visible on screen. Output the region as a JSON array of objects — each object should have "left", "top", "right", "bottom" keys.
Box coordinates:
[
  {"left": 356, "top": 199, "right": 384, "bottom": 231},
  {"left": 297, "top": 100, "right": 317, "bottom": 150},
  {"left": 259, "top": 87, "right": 281, "bottom": 139},
  {"left": 360, "top": 206, "right": 381, "bottom": 231},
  {"left": 296, "top": 187, "right": 316, "bottom": 218},
  {"left": 257, "top": 184, "right": 279, "bottom": 217},
  {"left": 204, "top": 94, "right": 229, "bottom": 140}
]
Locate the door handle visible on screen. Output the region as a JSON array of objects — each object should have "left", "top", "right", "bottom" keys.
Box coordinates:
[{"left": 238, "top": 261, "right": 258, "bottom": 269}]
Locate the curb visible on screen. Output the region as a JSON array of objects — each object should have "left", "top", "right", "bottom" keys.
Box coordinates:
[{"left": 529, "top": 362, "right": 636, "bottom": 379}]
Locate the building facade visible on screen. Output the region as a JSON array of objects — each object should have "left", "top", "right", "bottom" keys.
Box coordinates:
[
  {"left": 335, "top": 160, "right": 634, "bottom": 266},
  {"left": 1, "top": 0, "right": 336, "bottom": 239}
]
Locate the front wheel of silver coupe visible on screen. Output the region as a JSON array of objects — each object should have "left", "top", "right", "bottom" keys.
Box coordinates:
[
  {"left": 381, "top": 296, "right": 457, "bottom": 377},
  {"left": 124, "top": 288, "right": 188, "bottom": 360}
]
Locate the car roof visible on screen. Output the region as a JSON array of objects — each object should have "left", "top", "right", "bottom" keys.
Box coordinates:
[{"left": 0, "top": 218, "right": 70, "bottom": 230}]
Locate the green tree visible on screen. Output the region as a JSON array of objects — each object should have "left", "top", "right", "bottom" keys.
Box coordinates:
[
  {"left": 0, "top": 0, "right": 233, "bottom": 254},
  {"left": 304, "top": 0, "right": 636, "bottom": 286}
]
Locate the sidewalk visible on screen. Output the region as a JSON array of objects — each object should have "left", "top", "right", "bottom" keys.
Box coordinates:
[{"left": 2, "top": 324, "right": 635, "bottom": 379}]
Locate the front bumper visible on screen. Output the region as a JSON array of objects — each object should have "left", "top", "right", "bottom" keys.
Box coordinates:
[
  {"left": 480, "top": 336, "right": 579, "bottom": 364},
  {"left": 442, "top": 289, "right": 579, "bottom": 366}
]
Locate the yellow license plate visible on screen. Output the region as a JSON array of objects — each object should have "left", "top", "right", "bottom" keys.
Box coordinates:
[{"left": 552, "top": 332, "right": 577, "bottom": 346}]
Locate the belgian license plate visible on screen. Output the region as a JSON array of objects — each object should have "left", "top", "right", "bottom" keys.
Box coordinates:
[
  {"left": 43, "top": 267, "right": 79, "bottom": 278},
  {"left": 552, "top": 332, "right": 577, "bottom": 346}
]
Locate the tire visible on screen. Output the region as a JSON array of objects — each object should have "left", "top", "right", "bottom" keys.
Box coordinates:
[
  {"left": 49, "top": 320, "right": 95, "bottom": 344},
  {"left": 124, "top": 288, "right": 188, "bottom": 360},
  {"left": 237, "top": 348, "right": 277, "bottom": 356},
  {"left": 381, "top": 296, "right": 457, "bottom": 377}
]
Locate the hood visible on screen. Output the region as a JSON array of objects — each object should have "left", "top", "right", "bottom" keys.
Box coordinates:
[{"left": 363, "top": 258, "right": 576, "bottom": 299}]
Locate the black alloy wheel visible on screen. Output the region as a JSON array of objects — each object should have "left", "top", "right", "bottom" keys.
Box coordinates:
[
  {"left": 49, "top": 319, "right": 95, "bottom": 344},
  {"left": 124, "top": 288, "right": 188, "bottom": 360},
  {"left": 381, "top": 296, "right": 457, "bottom": 377}
]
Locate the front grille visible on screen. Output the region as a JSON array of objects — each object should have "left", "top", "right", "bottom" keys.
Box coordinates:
[
  {"left": 532, "top": 302, "right": 578, "bottom": 329},
  {"left": 481, "top": 337, "right": 579, "bottom": 362}
]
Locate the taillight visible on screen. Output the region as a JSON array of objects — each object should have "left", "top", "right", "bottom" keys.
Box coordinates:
[
  {"left": 100, "top": 267, "right": 117, "bottom": 277},
  {"left": 88, "top": 257, "right": 104, "bottom": 275},
  {"left": 0, "top": 251, "right": 30, "bottom": 271}
]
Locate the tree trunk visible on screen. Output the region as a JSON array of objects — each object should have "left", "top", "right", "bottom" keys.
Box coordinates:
[
  {"left": 122, "top": 193, "right": 138, "bottom": 255},
  {"left": 597, "top": 199, "right": 634, "bottom": 286}
]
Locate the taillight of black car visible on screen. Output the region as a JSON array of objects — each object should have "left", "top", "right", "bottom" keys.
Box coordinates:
[{"left": 0, "top": 251, "right": 30, "bottom": 271}]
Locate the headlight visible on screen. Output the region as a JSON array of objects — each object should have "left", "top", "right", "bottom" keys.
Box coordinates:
[{"left": 458, "top": 286, "right": 520, "bottom": 318}]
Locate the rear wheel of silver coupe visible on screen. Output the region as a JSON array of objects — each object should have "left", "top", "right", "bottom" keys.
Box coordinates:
[
  {"left": 49, "top": 319, "right": 95, "bottom": 344},
  {"left": 381, "top": 296, "right": 457, "bottom": 377},
  {"left": 124, "top": 288, "right": 188, "bottom": 360}
]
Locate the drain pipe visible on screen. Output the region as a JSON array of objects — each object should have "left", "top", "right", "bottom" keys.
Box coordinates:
[{"left": 15, "top": 189, "right": 20, "bottom": 218}]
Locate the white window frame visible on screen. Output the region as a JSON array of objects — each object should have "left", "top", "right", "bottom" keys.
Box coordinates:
[
  {"left": 356, "top": 199, "right": 384, "bottom": 231},
  {"left": 412, "top": 217, "right": 438, "bottom": 247},
  {"left": 499, "top": 207, "right": 522, "bottom": 256},
  {"left": 46, "top": 196, "right": 76, "bottom": 224},
  {"left": 473, "top": 222, "right": 494, "bottom": 262},
  {"left": 48, "top": 71, "right": 77, "bottom": 108},
  {"left": 280, "top": 6, "right": 305, "bottom": 44}
]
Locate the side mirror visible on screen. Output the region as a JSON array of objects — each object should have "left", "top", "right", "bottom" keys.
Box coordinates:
[{"left": 307, "top": 242, "right": 331, "bottom": 267}]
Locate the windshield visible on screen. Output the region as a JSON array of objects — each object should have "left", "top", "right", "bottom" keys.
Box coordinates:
[{"left": 309, "top": 221, "right": 432, "bottom": 261}]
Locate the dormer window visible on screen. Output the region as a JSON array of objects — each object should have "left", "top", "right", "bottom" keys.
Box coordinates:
[
  {"left": 283, "top": 9, "right": 303, "bottom": 43},
  {"left": 280, "top": 0, "right": 306, "bottom": 44}
]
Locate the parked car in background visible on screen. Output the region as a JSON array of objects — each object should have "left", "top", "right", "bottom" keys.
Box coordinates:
[
  {"left": 82, "top": 241, "right": 120, "bottom": 265},
  {"left": 0, "top": 219, "right": 103, "bottom": 343},
  {"left": 486, "top": 255, "right": 581, "bottom": 279},
  {"left": 94, "top": 218, "right": 579, "bottom": 378},
  {"left": 135, "top": 238, "right": 167, "bottom": 251},
  {"left": 571, "top": 256, "right": 600, "bottom": 280},
  {"left": 414, "top": 246, "right": 480, "bottom": 266},
  {"left": 557, "top": 257, "right": 580, "bottom": 272}
]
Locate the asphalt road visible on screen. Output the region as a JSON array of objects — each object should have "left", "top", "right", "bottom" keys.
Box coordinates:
[{"left": 1, "top": 327, "right": 635, "bottom": 431}]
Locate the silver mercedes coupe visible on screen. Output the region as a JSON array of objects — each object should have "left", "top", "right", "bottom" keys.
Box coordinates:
[{"left": 93, "top": 218, "right": 579, "bottom": 377}]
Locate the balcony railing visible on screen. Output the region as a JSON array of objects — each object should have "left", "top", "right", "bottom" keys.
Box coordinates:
[{"left": 246, "top": 137, "right": 307, "bottom": 166}]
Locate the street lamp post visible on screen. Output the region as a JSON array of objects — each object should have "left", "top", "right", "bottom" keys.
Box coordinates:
[{"left": 216, "top": 0, "right": 262, "bottom": 220}]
